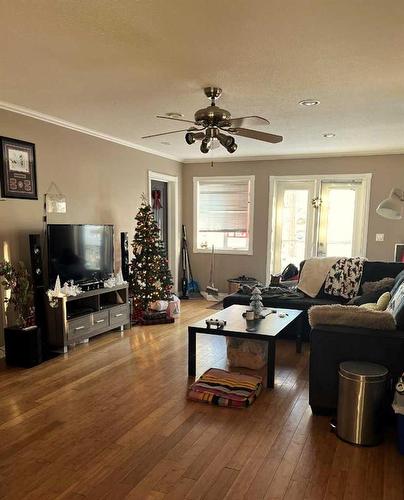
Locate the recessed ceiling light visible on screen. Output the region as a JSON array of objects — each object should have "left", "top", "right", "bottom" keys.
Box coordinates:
[
  {"left": 166, "top": 112, "right": 184, "bottom": 118},
  {"left": 299, "top": 99, "right": 320, "bottom": 106},
  {"left": 160, "top": 141, "right": 171, "bottom": 145},
  {"left": 323, "top": 133, "right": 336, "bottom": 138}
]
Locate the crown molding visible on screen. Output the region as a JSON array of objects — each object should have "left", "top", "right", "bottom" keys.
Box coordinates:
[
  {"left": 181, "top": 148, "right": 404, "bottom": 164},
  {"left": 2, "top": 101, "right": 404, "bottom": 165},
  {"left": 0, "top": 101, "right": 183, "bottom": 163}
]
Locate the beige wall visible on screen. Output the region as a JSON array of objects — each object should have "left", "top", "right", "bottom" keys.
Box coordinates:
[
  {"left": 183, "top": 155, "right": 404, "bottom": 292},
  {"left": 0, "top": 109, "right": 181, "bottom": 345},
  {"left": 1, "top": 107, "right": 404, "bottom": 344}
]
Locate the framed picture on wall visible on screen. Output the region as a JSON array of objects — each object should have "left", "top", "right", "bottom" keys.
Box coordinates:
[
  {"left": 0, "top": 137, "right": 37, "bottom": 200},
  {"left": 395, "top": 244, "right": 404, "bottom": 263}
]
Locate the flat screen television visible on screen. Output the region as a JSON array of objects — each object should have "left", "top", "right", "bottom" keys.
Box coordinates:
[{"left": 47, "top": 224, "right": 114, "bottom": 286}]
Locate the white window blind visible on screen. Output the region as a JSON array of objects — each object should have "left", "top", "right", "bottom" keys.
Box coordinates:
[
  {"left": 194, "top": 176, "right": 254, "bottom": 254},
  {"left": 198, "top": 179, "right": 250, "bottom": 232}
]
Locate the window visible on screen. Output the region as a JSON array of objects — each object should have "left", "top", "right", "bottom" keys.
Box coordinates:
[
  {"left": 193, "top": 176, "right": 254, "bottom": 254},
  {"left": 269, "top": 174, "right": 371, "bottom": 274}
]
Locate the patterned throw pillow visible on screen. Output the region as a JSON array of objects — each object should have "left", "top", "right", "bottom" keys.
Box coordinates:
[
  {"left": 391, "top": 270, "right": 404, "bottom": 296},
  {"left": 387, "top": 282, "right": 404, "bottom": 330},
  {"left": 324, "top": 257, "right": 365, "bottom": 299}
]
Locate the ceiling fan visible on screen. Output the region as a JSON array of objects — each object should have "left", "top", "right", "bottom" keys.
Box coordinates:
[{"left": 142, "top": 87, "right": 283, "bottom": 154}]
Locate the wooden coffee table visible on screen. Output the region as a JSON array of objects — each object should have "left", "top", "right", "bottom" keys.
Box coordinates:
[{"left": 188, "top": 304, "right": 303, "bottom": 388}]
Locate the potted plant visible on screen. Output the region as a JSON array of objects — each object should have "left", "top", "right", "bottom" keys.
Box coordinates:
[{"left": 0, "top": 261, "right": 42, "bottom": 367}]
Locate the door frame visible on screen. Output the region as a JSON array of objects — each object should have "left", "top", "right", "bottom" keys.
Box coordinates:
[
  {"left": 148, "top": 171, "right": 180, "bottom": 294},
  {"left": 266, "top": 173, "right": 372, "bottom": 282}
]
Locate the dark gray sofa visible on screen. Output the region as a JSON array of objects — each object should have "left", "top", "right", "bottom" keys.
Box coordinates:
[
  {"left": 309, "top": 266, "right": 404, "bottom": 415},
  {"left": 224, "top": 260, "right": 404, "bottom": 415},
  {"left": 309, "top": 325, "right": 404, "bottom": 415},
  {"left": 223, "top": 261, "right": 404, "bottom": 344}
]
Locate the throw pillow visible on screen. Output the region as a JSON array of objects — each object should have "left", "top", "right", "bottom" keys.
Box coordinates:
[
  {"left": 377, "top": 291, "right": 391, "bottom": 310},
  {"left": 308, "top": 304, "right": 396, "bottom": 330},
  {"left": 359, "top": 303, "right": 379, "bottom": 311},
  {"left": 359, "top": 291, "right": 391, "bottom": 311},
  {"left": 362, "top": 277, "right": 395, "bottom": 294},
  {"left": 348, "top": 287, "right": 391, "bottom": 306},
  {"left": 387, "top": 281, "right": 404, "bottom": 330}
]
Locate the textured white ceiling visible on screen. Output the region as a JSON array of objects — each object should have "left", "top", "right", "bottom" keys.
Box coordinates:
[{"left": 1, "top": 0, "right": 404, "bottom": 162}]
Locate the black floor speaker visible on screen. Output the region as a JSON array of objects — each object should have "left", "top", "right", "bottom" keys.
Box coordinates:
[
  {"left": 121, "top": 232, "right": 130, "bottom": 281},
  {"left": 29, "top": 234, "right": 46, "bottom": 357},
  {"left": 29, "top": 234, "right": 45, "bottom": 290}
]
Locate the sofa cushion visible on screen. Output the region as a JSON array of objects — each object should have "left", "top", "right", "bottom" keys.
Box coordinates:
[
  {"left": 308, "top": 304, "right": 396, "bottom": 330},
  {"left": 348, "top": 287, "right": 392, "bottom": 306},
  {"left": 362, "top": 277, "right": 395, "bottom": 294},
  {"left": 388, "top": 281, "right": 404, "bottom": 330},
  {"left": 223, "top": 293, "right": 343, "bottom": 311},
  {"left": 360, "top": 261, "right": 404, "bottom": 291}
]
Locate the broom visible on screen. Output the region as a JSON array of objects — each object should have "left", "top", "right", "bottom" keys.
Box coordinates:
[{"left": 205, "top": 245, "right": 219, "bottom": 298}]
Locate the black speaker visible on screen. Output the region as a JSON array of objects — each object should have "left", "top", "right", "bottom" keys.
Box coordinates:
[
  {"left": 121, "top": 232, "right": 130, "bottom": 281},
  {"left": 29, "top": 234, "right": 46, "bottom": 352},
  {"left": 29, "top": 234, "right": 44, "bottom": 289}
]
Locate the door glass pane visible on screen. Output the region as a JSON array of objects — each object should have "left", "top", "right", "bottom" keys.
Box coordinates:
[
  {"left": 280, "top": 190, "right": 309, "bottom": 270},
  {"left": 318, "top": 182, "right": 361, "bottom": 258},
  {"left": 324, "top": 188, "right": 356, "bottom": 256}
]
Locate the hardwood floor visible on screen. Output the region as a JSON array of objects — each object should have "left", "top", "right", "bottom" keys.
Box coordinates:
[{"left": 0, "top": 299, "right": 403, "bottom": 499}]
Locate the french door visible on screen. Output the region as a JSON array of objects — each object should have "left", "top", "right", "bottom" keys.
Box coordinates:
[{"left": 270, "top": 175, "right": 371, "bottom": 274}]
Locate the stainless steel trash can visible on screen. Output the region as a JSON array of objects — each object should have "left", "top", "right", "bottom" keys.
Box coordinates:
[{"left": 337, "top": 361, "right": 388, "bottom": 446}]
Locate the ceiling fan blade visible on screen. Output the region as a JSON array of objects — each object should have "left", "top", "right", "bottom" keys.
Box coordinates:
[
  {"left": 229, "top": 116, "right": 270, "bottom": 128},
  {"left": 141, "top": 128, "right": 191, "bottom": 139},
  {"left": 231, "top": 127, "right": 283, "bottom": 143},
  {"left": 156, "top": 115, "right": 197, "bottom": 125}
]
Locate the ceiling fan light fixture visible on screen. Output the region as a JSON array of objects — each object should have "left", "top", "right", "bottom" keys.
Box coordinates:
[
  {"left": 200, "top": 138, "right": 210, "bottom": 154},
  {"left": 185, "top": 132, "right": 196, "bottom": 144},
  {"left": 227, "top": 142, "right": 238, "bottom": 153},
  {"left": 218, "top": 133, "right": 235, "bottom": 149},
  {"left": 299, "top": 99, "right": 320, "bottom": 107}
]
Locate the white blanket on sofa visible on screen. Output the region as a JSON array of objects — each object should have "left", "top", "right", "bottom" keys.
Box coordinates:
[{"left": 297, "top": 257, "right": 339, "bottom": 298}]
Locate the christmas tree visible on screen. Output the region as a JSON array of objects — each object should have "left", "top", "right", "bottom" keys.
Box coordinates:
[
  {"left": 130, "top": 196, "right": 173, "bottom": 315},
  {"left": 250, "top": 287, "right": 264, "bottom": 318}
]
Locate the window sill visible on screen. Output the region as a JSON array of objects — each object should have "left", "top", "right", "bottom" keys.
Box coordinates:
[{"left": 193, "top": 248, "right": 253, "bottom": 256}]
